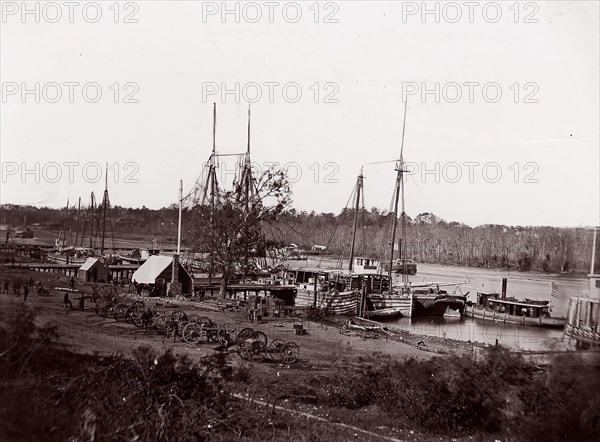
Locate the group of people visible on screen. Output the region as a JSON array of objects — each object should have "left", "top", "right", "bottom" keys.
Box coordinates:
[{"left": 2, "top": 277, "right": 36, "bottom": 301}]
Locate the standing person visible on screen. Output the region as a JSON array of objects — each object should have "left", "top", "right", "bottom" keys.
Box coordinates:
[
  {"left": 27, "top": 278, "right": 34, "bottom": 291},
  {"left": 2, "top": 278, "right": 8, "bottom": 294},
  {"left": 64, "top": 291, "right": 73, "bottom": 313},
  {"left": 23, "top": 284, "right": 29, "bottom": 302},
  {"left": 69, "top": 277, "right": 75, "bottom": 290}
]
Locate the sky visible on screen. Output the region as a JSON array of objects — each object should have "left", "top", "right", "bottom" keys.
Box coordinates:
[{"left": 1, "top": 1, "right": 598, "bottom": 228}]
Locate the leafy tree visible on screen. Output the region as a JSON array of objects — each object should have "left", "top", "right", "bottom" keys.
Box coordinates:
[{"left": 189, "top": 168, "right": 291, "bottom": 297}]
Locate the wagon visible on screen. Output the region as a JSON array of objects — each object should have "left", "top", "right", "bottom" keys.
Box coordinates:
[
  {"left": 181, "top": 317, "right": 236, "bottom": 345},
  {"left": 236, "top": 328, "right": 299, "bottom": 363}
]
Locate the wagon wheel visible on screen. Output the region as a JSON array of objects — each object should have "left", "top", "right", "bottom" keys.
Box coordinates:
[
  {"left": 217, "top": 323, "right": 236, "bottom": 345},
  {"left": 250, "top": 330, "right": 268, "bottom": 347},
  {"left": 189, "top": 322, "right": 209, "bottom": 344},
  {"left": 281, "top": 342, "right": 299, "bottom": 364},
  {"left": 96, "top": 284, "right": 119, "bottom": 299},
  {"left": 248, "top": 341, "right": 267, "bottom": 362},
  {"left": 112, "top": 303, "right": 129, "bottom": 322},
  {"left": 268, "top": 339, "right": 285, "bottom": 361},
  {"left": 236, "top": 327, "right": 255, "bottom": 342},
  {"left": 129, "top": 307, "right": 145, "bottom": 328},
  {"left": 94, "top": 299, "right": 111, "bottom": 317}
]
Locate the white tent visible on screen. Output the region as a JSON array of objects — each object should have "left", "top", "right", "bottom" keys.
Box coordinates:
[
  {"left": 131, "top": 255, "right": 193, "bottom": 294},
  {"left": 131, "top": 255, "right": 173, "bottom": 284}
]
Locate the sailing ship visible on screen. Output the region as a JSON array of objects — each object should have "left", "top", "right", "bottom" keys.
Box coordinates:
[
  {"left": 291, "top": 103, "right": 414, "bottom": 318},
  {"left": 47, "top": 197, "right": 90, "bottom": 265},
  {"left": 47, "top": 169, "right": 116, "bottom": 265},
  {"left": 365, "top": 100, "right": 415, "bottom": 319},
  {"left": 118, "top": 247, "right": 159, "bottom": 264},
  {"left": 292, "top": 101, "right": 470, "bottom": 318}
]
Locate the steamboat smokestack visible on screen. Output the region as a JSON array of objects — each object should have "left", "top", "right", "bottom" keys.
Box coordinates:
[{"left": 501, "top": 278, "right": 507, "bottom": 300}]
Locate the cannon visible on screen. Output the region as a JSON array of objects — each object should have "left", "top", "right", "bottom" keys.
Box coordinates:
[
  {"left": 181, "top": 317, "right": 236, "bottom": 345},
  {"left": 235, "top": 329, "right": 299, "bottom": 363}
]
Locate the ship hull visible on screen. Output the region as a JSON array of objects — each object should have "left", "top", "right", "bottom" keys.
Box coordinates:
[
  {"left": 362, "top": 307, "right": 405, "bottom": 320},
  {"left": 463, "top": 304, "right": 565, "bottom": 328},
  {"left": 412, "top": 295, "right": 466, "bottom": 316},
  {"left": 366, "top": 293, "right": 412, "bottom": 317},
  {"left": 47, "top": 253, "right": 87, "bottom": 265},
  {"left": 320, "top": 290, "right": 359, "bottom": 315}
]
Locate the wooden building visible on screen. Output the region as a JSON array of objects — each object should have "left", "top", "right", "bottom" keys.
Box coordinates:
[{"left": 78, "top": 258, "right": 110, "bottom": 283}]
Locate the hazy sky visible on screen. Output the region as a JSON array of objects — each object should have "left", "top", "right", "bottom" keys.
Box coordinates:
[{"left": 1, "top": 1, "right": 598, "bottom": 227}]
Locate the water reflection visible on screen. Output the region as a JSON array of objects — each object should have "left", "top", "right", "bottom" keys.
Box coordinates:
[{"left": 387, "top": 315, "right": 567, "bottom": 351}]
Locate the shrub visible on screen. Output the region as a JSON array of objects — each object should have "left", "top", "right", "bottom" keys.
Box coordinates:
[
  {"left": 306, "top": 305, "right": 329, "bottom": 321},
  {"left": 0, "top": 303, "right": 57, "bottom": 377}
]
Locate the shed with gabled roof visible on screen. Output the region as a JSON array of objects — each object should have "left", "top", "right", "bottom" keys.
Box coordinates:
[{"left": 78, "top": 257, "right": 110, "bottom": 283}]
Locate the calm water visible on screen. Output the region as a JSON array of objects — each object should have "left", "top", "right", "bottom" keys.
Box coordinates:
[
  {"left": 303, "top": 258, "right": 590, "bottom": 350},
  {"left": 392, "top": 263, "right": 589, "bottom": 350}
]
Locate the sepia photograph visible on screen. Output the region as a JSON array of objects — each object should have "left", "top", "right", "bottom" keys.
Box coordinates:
[{"left": 1, "top": 1, "right": 599, "bottom": 440}]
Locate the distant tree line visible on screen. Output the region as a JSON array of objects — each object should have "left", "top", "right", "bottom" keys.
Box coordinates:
[
  {"left": 264, "top": 209, "right": 595, "bottom": 274},
  {"left": 1, "top": 204, "right": 594, "bottom": 273}
]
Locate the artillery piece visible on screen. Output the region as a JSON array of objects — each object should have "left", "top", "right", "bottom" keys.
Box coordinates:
[
  {"left": 235, "top": 328, "right": 299, "bottom": 363},
  {"left": 181, "top": 317, "right": 236, "bottom": 345}
]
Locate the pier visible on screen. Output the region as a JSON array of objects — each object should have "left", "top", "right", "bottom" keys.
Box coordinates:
[
  {"left": 193, "top": 281, "right": 297, "bottom": 305},
  {"left": 2, "top": 262, "right": 141, "bottom": 280}
]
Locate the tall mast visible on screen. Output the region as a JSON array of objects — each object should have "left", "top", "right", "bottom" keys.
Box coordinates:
[
  {"left": 247, "top": 103, "right": 251, "bottom": 155},
  {"left": 242, "top": 104, "right": 251, "bottom": 283},
  {"left": 100, "top": 164, "right": 108, "bottom": 256},
  {"left": 399, "top": 100, "right": 409, "bottom": 286},
  {"left": 89, "top": 192, "right": 95, "bottom": 249},
  {"left": 172, "top": 179, "right": 184, "bottom": 289},
  {"left": 60, "top": 198, "right": 69, "bottom": 247},
  {"left": 209, "top": 103, "right": 217, "bottom": 284},
  {"left": 74, "top": 197, "right": 81, "bottom": 246},
  {"left": 349, "top": 168, "right": 363, "bottom": 272},
  {"left": 245, "top": 103, "right": 252, "bottom": 209},
  {"left": 177, "top": 180, "right": 183, "bottom": 255},
  {"left": 388, "top": 100, "right": 408, "bottom": 284}
]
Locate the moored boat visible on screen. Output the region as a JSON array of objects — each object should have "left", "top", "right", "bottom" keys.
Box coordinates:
[
  {"left": 365, "top": 289, "right": 412, "bottom": 318},
  {"left": 411, "top": 284, "right": 467, "bottom": 316},
  {"left": 382, "top": 258, "right": 417, "bottom": 275},
  {"left": 362, "top": 306, "right": 405, "bottom": 320},
  {"left": 320, "top": 290, "right": 360, "bottom": 315},
  {"left": 463, "top": 290, "right": 565, "bottom": 328}
]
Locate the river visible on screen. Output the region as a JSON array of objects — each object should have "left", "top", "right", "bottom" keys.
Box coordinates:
[{"left": 299, "top": 258, "right": 590, "bottom": 351}]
